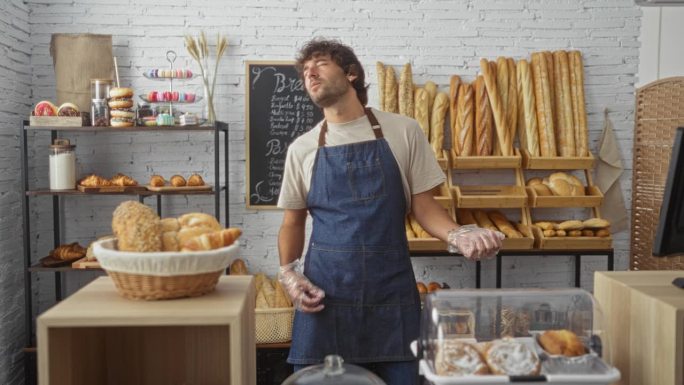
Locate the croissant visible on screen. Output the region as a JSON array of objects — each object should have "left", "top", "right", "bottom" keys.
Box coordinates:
[
  {"left": 49, "top": 242, "right": 86, "bottom": 260},
  {"left": 149, "top": 175, "right": 166, "bottom": 187},
  {"left": 178, "top": 212, "right": 221, "bottom": 231},
  {"left": 170, "top": 175, "right": 186, "bottom": 187},
  {"left": 181, "top": 228, "right": 242, "bottom": 251},
  {"left": 187, "top": 173, "right": 205, "bottom": 186},
  {"left": 79, "top": 174, "right": 110, "bottom": 187},
  {"left": 110, "top": 173, "right": 138, "bottom": 187}
]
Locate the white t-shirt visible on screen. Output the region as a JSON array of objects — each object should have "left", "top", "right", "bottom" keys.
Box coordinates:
[{"left": 277, "top": 108, "right": 445, "bottom": 211}]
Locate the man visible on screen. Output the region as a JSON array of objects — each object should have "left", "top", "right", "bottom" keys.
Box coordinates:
[{"left": 277, "top": 38, "right": 503, "bottom": 384}]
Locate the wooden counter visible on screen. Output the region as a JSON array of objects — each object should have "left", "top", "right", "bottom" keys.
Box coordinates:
[
  {"left": 594, "top": 271, "right": 684, "bottom": 385},
  {"left": 37, "top": 275, "right": 256, "bottom": 385}
]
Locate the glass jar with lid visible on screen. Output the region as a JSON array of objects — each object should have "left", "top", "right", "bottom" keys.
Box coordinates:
[
  {"left": 282, "top": 355, "right": 386, "bottom": 385},
  {"left": 49, "top": 138, "right": 76, "bottom": 190},
  {"left": 90, "top": 79, "right": 112, "bottom": 100}
]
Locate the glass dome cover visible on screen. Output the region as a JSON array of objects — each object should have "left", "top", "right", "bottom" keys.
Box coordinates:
[{"left": 282, "top": 355, "right": 387, "bottom": 385}]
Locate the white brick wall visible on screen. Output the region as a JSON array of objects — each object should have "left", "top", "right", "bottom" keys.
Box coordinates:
[
  {"left": 15, "top": 0, "right": 640, "bottom": 345},
  {"left": 0, "top": 0, "right": 31, "bottom": 383}
]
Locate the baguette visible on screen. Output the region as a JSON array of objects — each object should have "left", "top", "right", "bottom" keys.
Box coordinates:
[
  {"left": 409, "top": 215, "right": 430, "bottom": 238},
  {"left": 553, "top": 51, "right": 576, "bottom": 156},
  {"left": 457, "top": 209, "right": 477, "bottom": 225},
  {"left": 414, "top": 87, "right": 430, "bottom": 140},
  {"left": 377, "top": 62, "right": 385, "bottom": 111},
  {"left": 531, "top": 52, "right": 557, "bottom": 156},
  {"left": 399, "top": 63, "right": 414, "bottom": 118},
  {"left": 506, "top": 58, "right": 518, "bottom": 148},
  {"left": 516, "top": 59, "right": 540, "bottom": 156},
  {"left": 449, "top": 75, "right": 462, "bottom": 157},
  {"left": 569, "top": 51, "right": 588, "bottom": 157},
  {"left": 557, "top": 220, "right": 583, "bottom": 231},
  {"left": 430, "top": 92, "right": 449, "bottom": 157},
  {"left": 384, "top": 66, "right": 398, "bottom": 113},
  {"left": 180, "top": 228, "right": 242, "bottom": 251},
  {"left": 474, "top": 76, "right": 494, "bottom": 156},
  {"left": 489, "top": 210, "right": 523, "bottom": 238},
  {"left": 489, "top": 61, "right": 502, "bottom": 156},
  {"left": 480, "top": 58, "right": 512, "bottom": 156},
  {"left": 454, "top": 83, "right": 474, "bottom": 158},
  {"left": 496, "top": 57, "right": 509, "bottom": 123},
  {"left": 473, "top": 210, "right": 498, "bottom": 232},
  {"left": 425, "top": 80, "right": 438, "bottom": 120},
  {"left": 515, "top": 222, "right": 532, "bottom": 238},
  {"left": 543, "top": 51, "right": 556, "bottom": 131},
  {"left": 405, "top": 216, "right": 416, "bottom": 239}
]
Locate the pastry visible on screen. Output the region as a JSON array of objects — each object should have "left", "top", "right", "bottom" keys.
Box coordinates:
[
  {"left": 416, "top": 282, "right": 427, "bottom": 294},
  {"left": 187, "top": 174, "right": 205, "bottom": 186},
  {"left": 149, "top": 175, "right": 166, "bottom": 187},
  {"left": 170, "top": 175, "right": 186, "bottom": 187},
  {"left": 111, "top": 200, "right": 162, "bottom": 252},
  {"left": 230, "top": 258, "right": 249, "bottom": 275},
  {"left": 180, "top": 228, "right": 242, "bottom": 251},
  {"left": 49, "top": 242, "right": 86, "bottom": 261},
  {"left": 434, "top": 339, "right": 489, "bottom": 376},
  {"left": 485, "top": 337, "right": 540, "bottom": 375},
  {"left": 427, "top": 281, "right": 442, "bottom": 293},
  {"left": 110, "top": 173, "right": 138, "bottom": 187},
  {"left": 538, "top": 329, "right": 586, "bottom": 356},
  {"left": 79, "top": 174, "right": 111, "bottom": 187}
]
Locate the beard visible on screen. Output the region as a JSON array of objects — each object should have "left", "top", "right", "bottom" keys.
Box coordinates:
[{"left": 309, "top": 79, "right": 350, "bottom": 108}]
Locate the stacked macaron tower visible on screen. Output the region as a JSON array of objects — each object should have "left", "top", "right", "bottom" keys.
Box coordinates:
[{"left": 109, "top": 87, "right": 135, "bottom": 127}]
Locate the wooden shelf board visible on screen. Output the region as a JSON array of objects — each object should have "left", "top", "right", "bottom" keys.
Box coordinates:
[{"left": 26, "top": 189, "right": 215, "bottom": 196}]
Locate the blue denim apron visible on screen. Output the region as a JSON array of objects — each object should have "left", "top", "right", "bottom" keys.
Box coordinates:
[{"left": 288, "top": 108, "right": 420, "bottom": 365}]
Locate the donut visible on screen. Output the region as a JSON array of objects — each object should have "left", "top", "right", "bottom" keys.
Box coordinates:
[
  {"left": 109, "top": 87, "right": 134, "bottom": 99},
  {"left": 34, "top": 101, "right": 58, "bottom": 116}
]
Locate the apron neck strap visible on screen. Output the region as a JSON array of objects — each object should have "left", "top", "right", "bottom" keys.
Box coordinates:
[{"left": 318, "top": 107, "right": 384, "bottom": 147}]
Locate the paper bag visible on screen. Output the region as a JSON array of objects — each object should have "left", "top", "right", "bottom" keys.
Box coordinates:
[{"left": 50, "top": 34, "right": 113, "bottom": 112}]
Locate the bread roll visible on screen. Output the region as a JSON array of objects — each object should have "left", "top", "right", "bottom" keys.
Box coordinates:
[
  {"left": 480, "top": 59, "right": 512, "bottom": 156},
  {"left": 384, "top": 66, "right": 398, "bottom": 113},
  {"left": 414, "top": 87, "right": 430, "bottom": 140},
  {"left": 582, "top": 229, "right": 595, "bottom": 237},
  {"left": 430, "top": 92, "right": 449, "bottom": 157},
  {"left": 558, "top": 220, "right": 583, "bottom": 231},
  {"left": 517, "top": 59, "right": 540, "bottom": 156},
  {"left": 230, "top": 258, "right": 248, "bottom": 275},
  {"left": 454, "top": 83, "right": 474, "bottom": 157},
  {"left": 489, "top": 210, "right": 522, "bottom": 238},
  {"left": 569, "top": 230, "right": 582, "bottom": 237},
  {"left": 555, "top": 230, "right": 567, "bottom": 237},
  {"left": 149, "top": 175, "right": 165, "bottom": 187},
  {"left": 543, "top": 229, "right": 556, "bottom": 237},
  {"left": 553, "top": 51, "right": 576, "bottom": 157},
  {"left": 449, "top": 75, "right": 461, "bottom": 157},
  {"left": 474, "top": 76, "right": 494, "bottom": 156},
  {"left": 506, "top": 58, "right": 518, "bottom": 148},
  {"left": 457, "top": 209, "right": 477, "bottom": 225},
  {"left": 187, "top": 173, "right": 205, "bottom": 186},
  {"left": 473, "top": 210, "right": 498, "bottom": 232},
  {"left": 583, "top": 218, "right": 610, "bottom": 229},
  {"left": 377, "top": 62, "right": 385, "bottom": 111},
  {"left": 569, "top": 51, "right": 588, "bottom": 157},
  {"left": 399, "top": 63, "right": 414, "bottom": 117},
  {"left": 597, "top": 228, "right": 610, "bottom": 237},
  {"left": 170, "top": 174, "right": 186, "bottom": 187},
  {"left": 531, "top": 53, "right": 556, "bottom": 156}
]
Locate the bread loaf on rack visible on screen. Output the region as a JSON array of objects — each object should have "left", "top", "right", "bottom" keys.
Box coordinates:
[
  {"left": 430, "top": 92, "right": 449, "bottom": 157},
  {"left": 480, "top": 59, "right": 512, "bottom": 156},
  {"left": 449, "top": 75, "right": 461, "bottom": 157},
  {"left": 384, "top": 66, "right": 398, "bottom": 113},
  {"left": 474, "top": 76, "right": 494, "bottom": 156},
  {"left": 424, "top": 81, "right": 438, "bottom": 119},
  {"left": 516, "top": 59, "right": 540, "bottom": 156},
  {"left": 531, "top": 52, "right": 556, "bottom": 156},
  {"left": 506, "top": 58, "right": 518, "bottom": 148},
  {"left": 454, "top": 83, "right": 474, "bottom": 157},
  {"left": 414, "top": 87, "right": 430, "bottom": 140},
  {"left": 376, "top": 62, "right": 385, "bottom": 111},
  {"left": 543, "top": 51, "right": 556, "bottom": 131},
  {"left": 399, "top": 63, "right": 414, "bottom": 118},
  {"left": 553, "top": 51, "right": 576, "bottom": 157},
  {"left": 569, "top": 51, "right": 588, "bottom": 157},
  {"left": 488, "top": 211, "right": 523, "bottom": 238}
]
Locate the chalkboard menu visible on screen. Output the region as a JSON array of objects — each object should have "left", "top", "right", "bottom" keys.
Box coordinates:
[{"left": 246, "top": 61, "right": 323, "bottom": 208}]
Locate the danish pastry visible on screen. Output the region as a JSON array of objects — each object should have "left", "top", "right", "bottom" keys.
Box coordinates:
[
  {"left": 79, "top": 174, "right": 111, "bottom": 187},
  {"left": 538, "top": 329, "right": 586, "bottom": 356},
  {"left": 112, "top": 201, "right": 162, "bottom": 252},
  {"left": 110, "top": 173, "right": 138, "bottom": 187},
  {"left": 170, "top": 175, "right": 186, "bottom": 187},
  {"left": 434, "top": 339, "right": 489, "bottom": 376},
  {"left": 187, "top": 173, "right": 205, "bottom": 186},
  {"left": 484, "top": 337, "right": 540, "bottom": 376},
  {"left": 149, "top": 175, "right": 166, "bottom": 187}
]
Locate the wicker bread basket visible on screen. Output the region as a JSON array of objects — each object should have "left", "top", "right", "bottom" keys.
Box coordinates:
[
  {"left": 255, "top": 307, "right": 295, "bottom": 344},
  {"left": 93, "top": 238, "right": 240, "bottom": 300}
]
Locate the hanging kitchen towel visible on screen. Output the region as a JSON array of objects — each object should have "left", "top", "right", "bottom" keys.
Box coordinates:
[{"left": 595, "top": 108, "right": 628, "bottom": 233}]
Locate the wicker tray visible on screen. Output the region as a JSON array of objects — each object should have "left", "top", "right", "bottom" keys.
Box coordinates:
[{"left": 255, "top": 307, "right": 294, "bottom": 344}]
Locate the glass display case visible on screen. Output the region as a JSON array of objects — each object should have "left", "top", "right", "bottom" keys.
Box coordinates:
[{"left": 416, "top": 288, "right": 620, "bottom": 385}]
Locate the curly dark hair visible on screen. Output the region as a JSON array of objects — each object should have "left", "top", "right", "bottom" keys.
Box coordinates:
[{"left": 295, "top": 38, "right": 369, "bottom": 106}]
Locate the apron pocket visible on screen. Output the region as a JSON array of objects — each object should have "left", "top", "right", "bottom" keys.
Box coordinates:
[{"left": 346, "top": 158, "right": 386, "bottom": 201}]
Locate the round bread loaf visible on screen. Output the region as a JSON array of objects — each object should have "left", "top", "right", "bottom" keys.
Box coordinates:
[{"left": 111, "top": 201, "right": 162, "bottom": 252}]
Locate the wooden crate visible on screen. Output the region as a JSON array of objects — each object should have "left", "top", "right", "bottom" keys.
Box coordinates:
[
  {"left": 521, "top": 149, "right": 596, "bottom": 169},
  {"left": 30, "top": 115, "right": 83, "bottom": 127},
  {"left": 455, "top": 207, "right": 534, "bottom": 250},
  {"left": 408, "top": 238, "right": 447, "bottom": 252},
  {"left": 531, "top": 225, "right": 612, "bottom": 249},
  {"left": 453, "top": 185, "right": 527, "bottom": 208},
  {"left": 451, "top": 148, "right": 522, "bottom": 169},
  {"left": 432, "top": 182, "right": 454, "bottom": 210},
  {"left": 526, "top": 185, "right": 603, "bottom": 208},
  {"left": 436, "top": 150, "right": 449, "bottom": 171}
]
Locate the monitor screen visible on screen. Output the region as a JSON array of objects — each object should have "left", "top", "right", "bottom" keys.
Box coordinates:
[{"left": 653, "top": 127, "right": 684, "bottom": 256}]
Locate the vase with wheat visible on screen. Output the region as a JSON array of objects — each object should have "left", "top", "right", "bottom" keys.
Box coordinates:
[{"left": 185, "top": 32, "right": 228, "bottom": 125}]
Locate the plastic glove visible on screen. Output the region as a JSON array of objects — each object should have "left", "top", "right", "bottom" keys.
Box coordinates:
[
  {"left": 278, "top": 259, "right": 325, "bottom": 313},
  {"left": 447, "top": 224, "right": 505, "bottom": 260}
]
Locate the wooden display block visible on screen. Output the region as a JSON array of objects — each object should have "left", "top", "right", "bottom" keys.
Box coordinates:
[
  {"left": 408, "top": 238, "right": 447, "bottom": 252},
  {"left": 29, "top": 115, "right": 83, "bottom": 127},
  {"left": 531, "top": 225, "right": 612, "bottom": 249},
  {"left": 453, "top": 185, "right": 527, "bottom": 208},
  {"left": 521, "top": 149, "right": 595, "bottom": 169},
  {"left": 37, "top": 276, "right": 256, "bottom": 385},
  {"left": 594, "top": 271, "right": 684, "bottom": 385},
  {"left": 526, "top": 185, "right": 603, "bottom": 208},
  {"left": 71, "top": 257, "right": 101, "bottom": 269},
  {"left": 451, "top": 148, "right": 522, "bottom": 169}
]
